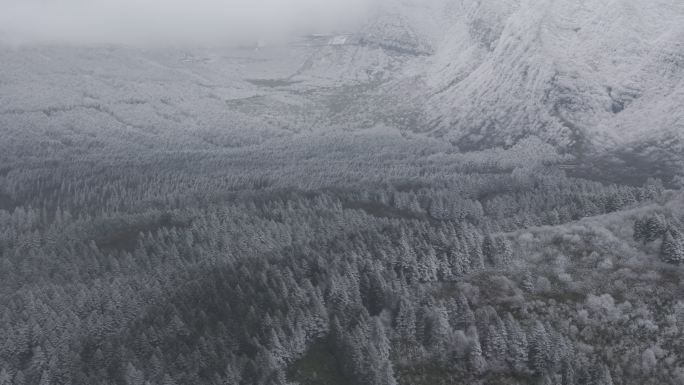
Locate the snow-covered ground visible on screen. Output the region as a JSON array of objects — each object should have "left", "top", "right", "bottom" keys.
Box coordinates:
[
  {"left": 418, "top": 0, "right": 684, "bottom": 152},
  {"left": 1, "top": 0, "right": 682, "bottom": 162}
]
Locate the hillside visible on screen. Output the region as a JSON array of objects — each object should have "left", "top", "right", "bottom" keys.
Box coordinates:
[
  {"left": 2, "top": 0, "right": 683, "bottom": 186},
  {"left": 1, "top": 1, "right": 684, "bottom": 384}
]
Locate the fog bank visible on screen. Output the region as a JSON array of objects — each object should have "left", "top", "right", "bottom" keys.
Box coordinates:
[{"left": 0, "top": 0, "right": 379, "bottom": 46}]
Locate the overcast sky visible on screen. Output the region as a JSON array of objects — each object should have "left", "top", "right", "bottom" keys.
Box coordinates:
[{"left": 0, "top": 0, "right": 381, "bottom": 46}]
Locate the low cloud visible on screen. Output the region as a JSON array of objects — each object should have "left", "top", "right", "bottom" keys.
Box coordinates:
[{"left": 0, "top": 0, "right": 380, "bottom": 46}]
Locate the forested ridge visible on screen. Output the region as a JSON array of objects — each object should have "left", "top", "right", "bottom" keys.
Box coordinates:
[{"left": 1, "top": 130, "right": 683, "bottom": 385}]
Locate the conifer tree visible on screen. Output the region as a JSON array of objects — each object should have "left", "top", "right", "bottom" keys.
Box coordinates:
[
  {"left": 661, "top": 228, "right": 684, "bottom": 264},
  {"left": 468, "top": 332, "right": 487, "bottom": 375}
]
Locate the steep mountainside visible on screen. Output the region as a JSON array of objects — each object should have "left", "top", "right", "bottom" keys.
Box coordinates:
[
  {"left": 290, "top": 0, "right": 684, "bottom": 182},
  {"left": 1, "top": 0, "right": 682, "bottom": 181},
  {"left": 316, "top": 0, "right": 684, "bottom": 152}
]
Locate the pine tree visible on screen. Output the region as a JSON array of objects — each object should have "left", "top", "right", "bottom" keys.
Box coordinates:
[
  {"left": 482, "top": 234, "right": 497, "bottom": 266},
  {"left": 29, "top": 346, "right": 47, "bottom": 378},
  {"left": 484, "top": 323, "right": 507, "bottom": 369},
  {"left": 377, "top": 360, "right": 398, "bottom": 385},
  {"left": 371, "top": 318, "right": 391, "bottom": 361},
  {"left": 661, "top": 228, "right": 684, "bottom": 264},
  {"left": 162, "top": 374, "right": 177, "bottom": 385},
  {"left": 425, "top": 304, "right": 451, "bottom": 355},
  {"left": 561, "top": 361, "right": 576, "bottom": 385},
  {"left": 456, "top": 293, "right": 475, "bottom": 329},
  {"left": 522, "top": 271, "right": 535, "bottom": 293},
  {"left": 395, "top": 298, "right": 417, "bottom": 343},
  {"left": 644, "top": 177, "right": 664, "bottom": 198},
  {"left": 637, "top": 214, "right": 669, "bottom": 243},
  {"left": 594, "top": 364, "right": 614, "bottom": 385},
  {"left": 547, "top": 209, "right": 561, "bottom": 225},
  {"left": 429, "top": 198, "right": 448, "bottom": 220},
  {"left": 13, "top": 371, "right": 25, "bottom": 385},
  {"left": 0, "top": 370, "right": 11, "bottom": 385},
  {"left": 125, "top": 363, "right": 144, "bottom": 385},
  {"left": 38, "top": 371, "right": 50, "bottom": 385},
  {"left": 468, "top": 333, "right": 487, "bottom": 375},
  {"left": 529, "top": 322, "right": 551, "bottom": 374},
  {"left": 633, "top": 217, "right": 646, "bottom": 243},
  {"left": 496, "top": 237, "right": 513, "bottom": 267}
]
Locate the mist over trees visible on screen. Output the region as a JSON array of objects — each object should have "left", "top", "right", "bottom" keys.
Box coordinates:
[{"left": 1, "top": 126, "right": 683, "bottom": 385}]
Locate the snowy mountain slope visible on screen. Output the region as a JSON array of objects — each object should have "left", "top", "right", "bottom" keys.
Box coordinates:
[
  {"left": 386, "top": 0, "right": 684, "bottom": 151},
  {"left": 231, "top": 0, "right": 681, "bottom": 186},
  {"left": 276, "top": 0, "right": 684, "bottom": 155},
  {"left": 0, "top": 46, "right": 319, "bottom": 156},
  {"left": 0, "top": 0, "right": 682, "bottom": 171}
]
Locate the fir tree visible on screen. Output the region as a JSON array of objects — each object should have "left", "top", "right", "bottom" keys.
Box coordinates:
[{"left": 661, "top": 228, "right": 684, "bottom": 264}]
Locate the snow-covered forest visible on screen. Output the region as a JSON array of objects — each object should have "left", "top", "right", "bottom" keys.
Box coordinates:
[
  {"left": 2, "top": 0, "right": 684, "bottom": 384},
  {"left": 1, "top": 125, "right": 683, "bottom": 384}
]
